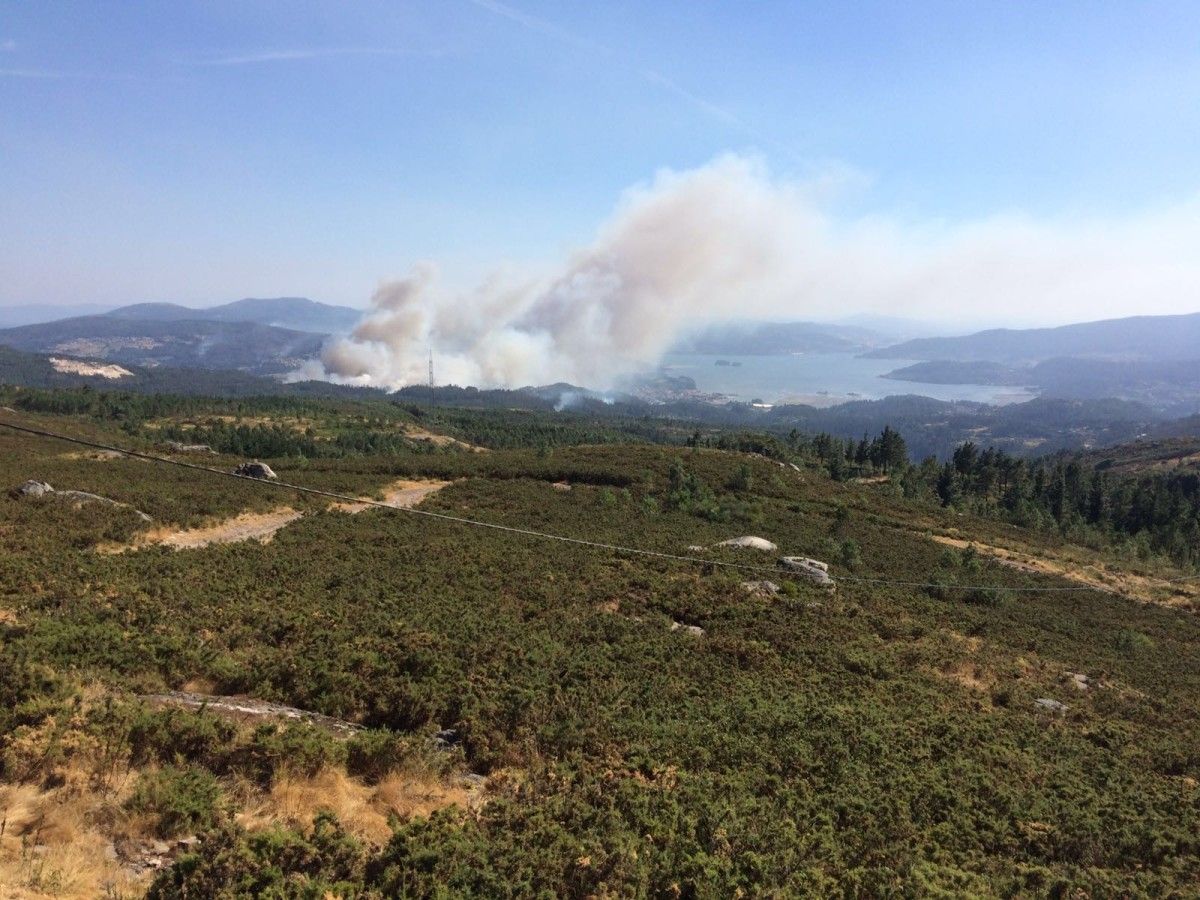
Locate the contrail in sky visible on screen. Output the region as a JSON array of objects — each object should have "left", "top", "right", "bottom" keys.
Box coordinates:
[{"left": 464, "top": 0, "right": 785, "bottom": 154}]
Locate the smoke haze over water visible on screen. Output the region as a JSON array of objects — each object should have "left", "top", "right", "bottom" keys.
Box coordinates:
[{"left": 317, "top": 155, "right": 1200, "bottom": 390}]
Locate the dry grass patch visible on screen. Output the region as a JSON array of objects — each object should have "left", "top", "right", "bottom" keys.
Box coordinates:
[
  {"left": 929, "top": 634, "right": 994, "bottom": 694},
  {"left": 404, "top": 426, "right": 488, "bottom": 452},
  {"left": 234, "top": 767, "right": 473, "bottom": 846},
  {"left": 0, "top": 778, "right": 150, "bottom": 900},
  {"left": 937, "top": 659, "right": 994, "bottom": 693},
  {"left": 145, "top": 414, "right": 315, "bottom": 433},
  {"left": 2, "top": 709, "right": 478, "bottom": 897},
  {"left": 56, "top": 449, "right": 127, "bottom": 462},
  {"left": 98, "top": 478, "right": 452, "bottom": 553},
  {"left": 945, "top": 630, "right": 983, "bottom": 656},
  {"left": 180, "top": 677, "right": 218, "bottom": 695}
]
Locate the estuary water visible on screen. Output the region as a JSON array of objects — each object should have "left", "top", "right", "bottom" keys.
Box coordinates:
[{"left": 659, "top": 352, "right": 1036, "bottom": 407}]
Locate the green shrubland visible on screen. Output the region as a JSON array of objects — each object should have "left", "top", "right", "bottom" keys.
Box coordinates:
[{"left": 1, "top": 392, "right": 1198, "bottom": 896}]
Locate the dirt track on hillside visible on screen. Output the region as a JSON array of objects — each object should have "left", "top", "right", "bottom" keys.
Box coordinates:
[
  {"left": 333, "top": 478, "right": 452, "bottom": 514},
  {"left": 102, "top": 479, "right": 451, "bottom": 553},
  {"left": 927, "top": 533, "right": 1200, "bottom": 610}
]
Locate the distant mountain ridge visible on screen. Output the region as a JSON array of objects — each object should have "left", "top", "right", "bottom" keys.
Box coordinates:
[
  {"left": 674, "top": 321, "right": 891, "bottom": 355},
  {"left": 0, "top": 297, "right": 363, "bottom": 376},
  {"left": 0, "top": 315, "right": 326, "bottom": 375},
  {"left": 106, "top": 297, "right": 363, "bottom": 334},
  {"left": 866, "top": 312, "right": 1200, "bottom": 363},
  {"left": 0, "top": 344, "right": 382, "bottom": 399},
  {"left": 882, "top": 356, "right": 1200, "bottom": 414}
]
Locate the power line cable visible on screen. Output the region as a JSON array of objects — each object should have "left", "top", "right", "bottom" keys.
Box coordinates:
[{"left": 3, "top": 417, "right": 1196, "bottom": 593}]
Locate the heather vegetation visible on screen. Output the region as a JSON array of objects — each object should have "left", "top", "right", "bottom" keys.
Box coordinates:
[{"left": 1, "top": 391, "right": 1199, "bottom": 896}]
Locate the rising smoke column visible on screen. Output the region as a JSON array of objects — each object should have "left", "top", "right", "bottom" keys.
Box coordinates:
[
  {"left": 321, "top": 154, "right": 1200, "bottom": 389},
  {"left": 321, "top": 155, "right": 815, "bottom": 388}
]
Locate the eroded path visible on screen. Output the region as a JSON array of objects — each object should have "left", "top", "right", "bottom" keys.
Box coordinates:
[
  {"left": 102, "top": 479, "right": 451, "bottom": 553},
  {"left": 333, "top": 478, "right": 452, "bottom": 514},
  {"left": 158, "top": 507, "right": 304, "bottom": 549},
  {"left": 926, "top": 532, "right": 1200, "bottom": 610}
]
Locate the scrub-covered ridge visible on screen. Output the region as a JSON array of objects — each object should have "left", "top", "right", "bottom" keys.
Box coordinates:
[{"left": 1, "top": 388, "right": 1197, "bottom": 898}]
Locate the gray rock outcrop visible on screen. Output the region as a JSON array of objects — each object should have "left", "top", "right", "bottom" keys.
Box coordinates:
[
  {"left": 1066, "top": 672, "right": 1091, "bottom": 691},
  {"left": 234, "top": 461, "right": 277, "bottom": 480},
  {"left": 743, "top": 580, "right": 781, "bottom": 596},
  {"left": 11, "top": 479, "right": 54, "bottom": 498},
  {"left": 10, "top": 480, "right": 151, "bottom": 521},
  {"left": 142, "top": 691, "right": 361, "bottom": 736},
  {"left": 55, "top": 490, "right": 153, "bottom": 522},
  {"left": 779, "top": 556, "right": 835, "bottom": 587},
  {"left": 1034, "top": 697, "right": 1069, "bottom": 714}
]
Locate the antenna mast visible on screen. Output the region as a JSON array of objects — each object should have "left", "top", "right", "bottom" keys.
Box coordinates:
[{"left": 428, "top": 348, "right": 435, "bottom": 409}]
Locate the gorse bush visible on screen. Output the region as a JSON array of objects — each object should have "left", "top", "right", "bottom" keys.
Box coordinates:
[
  {"left": 726, "top": 463, "right": 754, "bottom": 492},
  {"left": 147, "top": 814, "right": 368, "bottom": 899},
  {"left": 665, "top": 457, "right": 726, "bottom": 521},
  {"left": 1114, "top": 628, "right": 1155, "bottom": 656},
  {"left": 664, "top": 457, "right": 762, "bottom": 524},
  {"left": 127, "top": 766, "right": 224, "bottom": 838},
  {"left": 231, "top": 723, "right": 347, "bottom": 788},
  {"left": 346, "top": 729, "right": 413, "bottom": 785},
  {"left": 128, "top": 708, "right": 239, "bottom": 770},
  {"left": 1, "top": 391, "right": 1198, "bottom": 895},
  {"left": 839, "top": 538, "right": 862, "bottom": 570}
]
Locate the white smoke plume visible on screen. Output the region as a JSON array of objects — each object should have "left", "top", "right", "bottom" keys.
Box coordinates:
[{"left": 320, "top": 154, "right": 1200, "bottom": 389}]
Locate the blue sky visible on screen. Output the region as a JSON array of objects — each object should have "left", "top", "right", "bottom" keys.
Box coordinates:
[{"left": 3, "top": 0, "right": 1199, "bottom": 321}]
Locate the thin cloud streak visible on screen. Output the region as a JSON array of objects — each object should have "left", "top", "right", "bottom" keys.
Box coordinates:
[
  {"left": 189, "top": 47, "right": 412, "bottom": 67},
  {"left": 640, "top": 68, "right": 744, "bottom": 128},
  {"left": 466, "top": 0, "right": 609, "bottom": 55},
  {"left": 465, "top": 0, "right": 782, "bottom": 152},
  {"left": 0, "top": 67, "right": 130, "bottom": 80}
]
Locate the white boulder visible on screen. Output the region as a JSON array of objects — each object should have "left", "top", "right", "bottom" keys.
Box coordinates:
[
  {"left": 11, "top": 480, "right": 54, "bottom": 498},
  {"left": 715, "top": 536, "right": 778, "bottom": 552}
]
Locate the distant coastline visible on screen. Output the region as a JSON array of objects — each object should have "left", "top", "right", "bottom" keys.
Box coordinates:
[
  {"left": 662, "top": 351, "right": 1037, "bottom": 406},
  {"left": 880, "top": 360, "right": 1029, "bottom": 386}
]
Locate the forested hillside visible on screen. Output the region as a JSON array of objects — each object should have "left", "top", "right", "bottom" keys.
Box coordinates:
[
  {"left": 1, "top": 391, "right": 1198, "bottom": 896},
  {"left": 105, "top": 297, "right": 362, "bottom": 334},
  {"left": 0, "top": 318, "right": 326, "bottom": 375},
  {"left": 2, "top": 341, "right": 1193, "bottom": 461}
]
